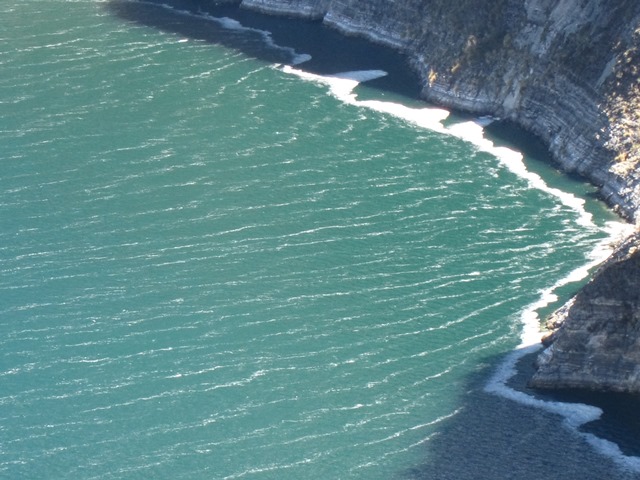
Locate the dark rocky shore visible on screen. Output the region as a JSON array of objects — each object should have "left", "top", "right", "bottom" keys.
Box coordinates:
[
  {"left": 204, "top": 0, "right": 640, "bottom": 393},
  {"left": 531, "top": 232, "right": 640, "bottom": 392}
]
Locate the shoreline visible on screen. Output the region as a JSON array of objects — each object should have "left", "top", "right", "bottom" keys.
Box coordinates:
[
  {"left": 197, "top": 0, "right": 640, "bottom": 396},
  {"left": 197, "top": 0, "right": 640, "bottom": 465},
  {"left": 198, "top": 2, "right": 640, "bottom": 468},
  {"left": 109, "top": 0, "right": 640, "bottom": 471}
]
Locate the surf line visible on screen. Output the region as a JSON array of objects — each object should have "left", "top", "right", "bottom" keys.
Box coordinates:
[
  {"left": 282, "top": 65, "right": 639, "bottom": 472},
  {"left": 138, "top": 0, "right": 312, "bottom": 65},
  {"left": 485, "top": 216, "right": 638, "bottom": 474},
  {"left": 282, "top": 66, "right": 597, "bottom": 226}
]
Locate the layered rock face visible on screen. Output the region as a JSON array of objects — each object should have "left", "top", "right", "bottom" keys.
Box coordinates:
[
  {"left": 530, "top": 233, "right": 640, "bottom": 393},
  {"left": 208, "top": 0, "right": 640, "bottom": 392}
]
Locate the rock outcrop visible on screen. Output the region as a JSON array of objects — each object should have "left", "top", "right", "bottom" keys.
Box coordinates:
[
  {"left": 205, "top": 0, "right": 640, "bottom": 393},
  {"left": 530, "top": 233, "right": 640, "bottom": 393}
]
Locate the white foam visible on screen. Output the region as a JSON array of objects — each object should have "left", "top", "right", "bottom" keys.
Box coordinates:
[
  {"left": 584, "top": 433, "right": 640, "bottom": 472},
  {"left": 203, "top": 14, "right": 312, "bottom": 65},
  {"left": 281, "top": 66, "right": 632, "bottom": 335},
  {"left": 279, "top": 66, "right": 593, "bottom": 231},
  {"left": 484, "top": 345, "right": 602, "bottom": 424},
  {"left": 143, "top": 2, "right": 312, "bottom": 65},
  {"left": 484, "top": 217, "right": 637, "bottom": 471},
  {"left": 486, "top": 333, "right": 640, "bottom": 473},
  {"left": 281, "top": 66, "right": 451, "bottom": 131},
  {"left": 282, "top": 63, "right": 639, "bottom": 471},
  {"left": 291, "top": 53, "right": 312, "bottom": 65},
  {"left": 447, "top": 119, "right": 597, "bottom": 228},
  {"left": 214, "top": 16, "right": 243, "bottom": 30},
  {"left": 514, "top": 220, "right": 632, "bottom": 349}
]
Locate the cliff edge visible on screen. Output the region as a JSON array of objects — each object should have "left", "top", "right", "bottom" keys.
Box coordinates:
[
  {"left": 209, "top": 0, "right": 640, "bottom": 393},
  {"left": 530, "top": 233, "right": 640, "bottom": 392}
]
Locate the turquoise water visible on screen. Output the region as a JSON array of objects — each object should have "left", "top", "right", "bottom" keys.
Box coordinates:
[{"left": 1, "top": 1, "right": 636, "bottom": 479}]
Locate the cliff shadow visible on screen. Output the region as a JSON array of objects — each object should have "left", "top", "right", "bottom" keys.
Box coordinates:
[
  {"left": 401, "top": 349, "right": 640, "bottom": 480},
  {"left": 104, "top": 0, "right": 422, "bottom": 98},
  {"left": 484, "top": 119, "right": 612, "bottom": 205}
]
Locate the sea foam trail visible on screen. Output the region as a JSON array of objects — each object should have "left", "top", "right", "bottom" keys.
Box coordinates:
[
  {"left": 282, "top": 66, "right": 594, "bottom": 228},
  {"left": 282, "top": 65, "right": 640, "bottom": 472},
  {"left": 141, "top": 1, "right": 311, "bottom": 64},
  {"left": 484, "top": 218, "right": 638, "bottom": 473}
]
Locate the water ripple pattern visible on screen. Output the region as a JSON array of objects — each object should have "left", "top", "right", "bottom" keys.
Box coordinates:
[{"left": 0, "top": 1, "right": 623, "bottom": 479}]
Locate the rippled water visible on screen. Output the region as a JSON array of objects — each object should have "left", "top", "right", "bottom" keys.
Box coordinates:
[{"left": 1, "top": 1, "right": 636, "bottom": 479}]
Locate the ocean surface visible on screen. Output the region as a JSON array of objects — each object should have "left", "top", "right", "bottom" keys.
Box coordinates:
[{"left": 1, "top": 1, "right": 639, "bottom": 479}]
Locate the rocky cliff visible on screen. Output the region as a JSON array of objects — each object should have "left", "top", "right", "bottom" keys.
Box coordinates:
[
  {"left": 530, "top": 233, "right": 640, "bottom": 392},
  {"left": 207, "top": 0, "right": 640, "bottom": 393}
]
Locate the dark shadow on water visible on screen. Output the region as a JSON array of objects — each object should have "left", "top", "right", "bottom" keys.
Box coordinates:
[
  {"left": 401, "top": 350, "right": 640, "bottom": 480},
  {"left": 105, "top": 0, "right": 294, "bottom": 63},
  {"left": 532, "top": 380, "right": 640, "bottom": 459},
  {"left": 511, "top": 352, "right": 640, "bottom": 459},
  {"left": 104, "top": 0, "right": 422, "bottom": 98},
  {"left": 485, "top": 119, "right": 598, "bottom": 187}
]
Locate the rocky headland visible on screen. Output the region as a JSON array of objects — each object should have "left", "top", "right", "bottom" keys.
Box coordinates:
[
  {"left": 207, "top": 0, "right": 640, "bottom": 393},
  {"left": 531, "top": 232, "right": 640, "bottom": 393}
]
